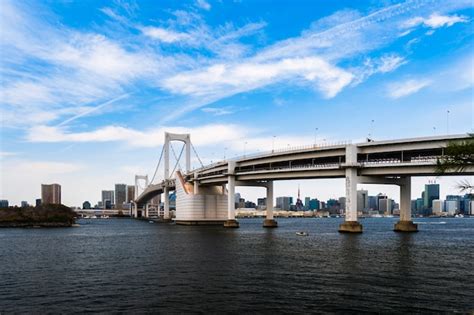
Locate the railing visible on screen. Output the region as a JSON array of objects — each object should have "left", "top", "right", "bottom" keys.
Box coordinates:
[{"left": 189, "top": 140, "right": 352, "bottom": 174}]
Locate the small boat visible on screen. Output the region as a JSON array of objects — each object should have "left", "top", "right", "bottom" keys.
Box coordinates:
[
  {"left": 296, "top": 231, "right": 308, "bottom": 236},
  {"left": 149, "top": 220, "right": 154, "bottom": 224}
]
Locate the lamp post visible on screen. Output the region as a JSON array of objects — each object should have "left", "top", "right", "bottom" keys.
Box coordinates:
[
  {"left": 446, "top": 110, "right": 450, "bottom": 135},
  {"left": 314, "top": 127, "right": 318, "bottom": 147},
  {"left": 272, "top": 135, "right": 276, "bottom": 153},
  {"left": 244, "top": 141, "right": 248, "bottom": 158}
]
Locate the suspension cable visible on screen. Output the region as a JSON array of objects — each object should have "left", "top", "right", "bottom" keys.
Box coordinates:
[
  {"left": 191, "top": 142, "right": 204, "bottom": 168},
  {"left": 170, "top": 142, "right": 183, "bottom": 171},
  {"left": 149, "top": 146, "right": 165, "bottom": 184},
  {"left": 170, "top": 143, "right": 185, "bottom": 177}
]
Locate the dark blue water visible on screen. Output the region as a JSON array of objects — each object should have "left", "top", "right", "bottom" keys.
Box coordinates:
[{"left": 1, "top": 217, "right": 473, "bottom": 313}]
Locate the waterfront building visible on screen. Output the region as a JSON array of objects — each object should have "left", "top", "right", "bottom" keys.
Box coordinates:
[
  {"left": 21, "top": 201, "right": 28, "bottom": 207},
  {"left": 35, "top": 199, "right": 41, "bottom": 207},
  {"left": 102, "top": 190, "right": 114, "bottom": 208},
  {"left": 424, "top": 183, "right": 440, "bottom": 210},
  {"left": 338, "top": 197, "right": 346, "bottom": 211},
  {"left": 127, "top": 185, "right": 135, "bottom": 203},
  {"left": 357, "top": 190, "right": 369, "bottom": 212},
  {"left": 379, "top": 198, "right": 393, "bottom": 214},
  {"left": 309, "top": 198, "right": 320, "bottom": 210},
  {"left": 368, "top": 196, "right": 377, "bottom": 211},
  {"left": 304, "top": 197, "right": 311, "bottom": 210},
  {"left": 445, "top": 200, "right": 459, "bottom": 215},
  {"left": 245, "top": 201, "right": 257, "bottom": 208},
  {"left": 276, "top": 196, "right": 293, "bottom": 210},
  {"left": 376, "top": 193, "right": 387, "bottom": 211},
  {"left": 115, "top": 184, "right": 127, "bottom": 209},
  {"left": 0, "top": 200, "right": 8, "bottom": 208},
  {"left": 41, "top": 183, "right": 61, "bottom": 205},
  {"left": 432, "top": 199, "right": 444, "bottom": 214},
  {"left": 83, "top": 201, "right": 91, "bottom": 209},
  {"left": 257, "top": 197, "right": 266, "bottom": 210}
]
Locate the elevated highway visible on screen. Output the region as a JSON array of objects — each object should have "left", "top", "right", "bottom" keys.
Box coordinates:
[{"left": 134, "top": 133, "right": 473, "bottom": 232}]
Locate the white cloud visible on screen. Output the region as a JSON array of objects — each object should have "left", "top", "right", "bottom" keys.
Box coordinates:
[
  {"left": 162, "top": 57, "right": 354, "bottom": 99},
  {"left": 195, "top": 0, "right": 211, "bottom": 11},
  {"left": 403, "top": 13, "right": 468, "bottom": 29},
  {"left": 140, "top": 26, "right": 191, "bottom": 43},
  {"left": 201, "top": 107, "right": 235, "bottom": 116},
  {"left": 387, "top": 79, "right": 431, "bottom": 99}
]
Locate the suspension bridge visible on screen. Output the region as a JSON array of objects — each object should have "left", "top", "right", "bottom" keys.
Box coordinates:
[{"left": 131, "top": 132, "right": 474, "bottom": 232}]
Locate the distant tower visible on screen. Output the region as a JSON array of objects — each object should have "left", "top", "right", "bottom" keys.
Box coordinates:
[{"left": 295, "top": 185, "right": 304, "bottom": 211}]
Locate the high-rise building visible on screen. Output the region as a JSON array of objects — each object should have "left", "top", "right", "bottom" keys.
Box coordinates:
[
  {"left": 338, "top": 197, "right": 346, "bottom": 211},
  {"left": 368, "top": 196, "right": 377, "bottom": 211},
  {"left": 21, "top": 201, "right": 28, "bottom": 207},
  {"left": 0, "top": 200, "right": 9, "bottom": 208},
  {"left": 127, "top": 185, "right": 135, "bottom": 203},
  {"left": 257, "top": 197, "right": 267, "bottom": 210},
  {"left": 102, "top": 190, "right": 114, "bottom": 208},
  {"left": 309, "top": 198, "right": 320, "bottom": 210},
  {"left": 41, "top": 184, "right": 61, "bottom": 205},
  {"left": 276, "top": 196, "right": 293, "bottom": 210},
  {"left": 445, "top": 200, "right": 459, "bottom": 215},
  {"left": 115, "top": 184, "right": 127, "bottom": 209},
  {"left": 304, "top": 197, "right": 311, "bottom": 210},
  {"left": 432, "top": 199, "right": 443, "bottom": 214},
  {"left": 379, "top": 198, "right": 393, "bottom": 214},
  {"left": 35, "top": 199, "right": 41, "bottom": 207},
  {"left": 357, "top": 190, "right": 368, "bottom": 212},
  {"left": 424, "top": 183, "right": 440, "bottom": 210}
]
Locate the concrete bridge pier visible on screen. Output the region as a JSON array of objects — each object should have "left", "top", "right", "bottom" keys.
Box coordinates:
[
  {"left": 224, "top": 174, "right": 239, "bottom": 228},
  {"left": 144, "top": 203, "right": 149, "bottom": 218},
  {"left": 263, "top": 181, "right": 277, "bottom": 228},
  {"left": 339, "top": 145, "right": 363, "bottom": 233},
  {"left": 394, "top": 177, "right": 418, "bottom": 232},
  {"left": 163, "top": 186, "right": 172, "bottom": 222}
]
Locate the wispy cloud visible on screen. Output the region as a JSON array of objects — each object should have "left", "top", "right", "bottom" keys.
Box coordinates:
[
  {"left": 195, "top": 0, "right": 211, "bottom": 11},
  {"left": 403, "top": 13, "right": 468, "bottom": 29},
  {"left": 387, "top": 79, "right": 431, "bottom": 99}
]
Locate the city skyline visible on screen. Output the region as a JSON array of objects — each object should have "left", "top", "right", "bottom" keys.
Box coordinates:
[{"left": 1, "top": 0, "right": 473, "bottom": 205}]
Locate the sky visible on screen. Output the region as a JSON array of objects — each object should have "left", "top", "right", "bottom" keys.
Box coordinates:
[{"left": 0, "top": 0, "right": 473, "bottom": 207}]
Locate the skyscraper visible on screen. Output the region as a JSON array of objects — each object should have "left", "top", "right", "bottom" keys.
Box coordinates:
[
  {"left": 115, "top": 184, "right": 127, "bottom": 209},
  {"left": 41, "top": 184, "right": 61, "bottom": 205},
  {"left": 127, "top": 185, "right": 135, "bottom": 203},
  {"left": 424, "top": 183, "right": 440, "bottom": 210},
  {"left": 357, "top": 190, "right": 368, "bottom": 212},
  {"left": 276, "top": 196, "right": 293, "bottom": 210},
  {"left": 102, "top": 190, "right": 114, "bottom": 207},
  {"left": 0, "top": 200, "right": 8, "bottom": 208}
]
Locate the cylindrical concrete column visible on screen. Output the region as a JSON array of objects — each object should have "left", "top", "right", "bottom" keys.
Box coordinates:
[
  {"left": 400, "top": 177, "right": 412, "bottom": 221},
  {"left": 224, "top": 175, "right": 239, "bottom": 228},
  {"left": 394, "top": 176, "right": 418, "bottom": 232},
  {"left": 164, "top": 187, "right": 170, "bottom": 220},
  {"left": 266, "top": 181, "right": 274, "bottom": 220},
  {"left": 227, "top": 176, "right": 235, "bottom": 220},
  {"left": 338, "top": 147, "right": 363, "bottom": 233},
  {"left": 145, "top": 204, "right": 149, "bottom": 218},
  {"left": 345, "top": 168, "right": 358, "bottom": 222},
  {"left": 263, "top": 181, "right": 277, "bottom": 228}
]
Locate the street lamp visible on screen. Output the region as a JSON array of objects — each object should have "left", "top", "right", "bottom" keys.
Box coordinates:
[
  {"left": 314, "top": 127, "right": 318, "bottom": 147},
  {"left": 244, "top": 141, "right": 248, "bottom": 157},
  {"left": 446, "top": 110, "right": 450, "bottom": 135},
  {"left": 224, "top": 147, "right": 228, "bottom": 160},
  {"left": 272, "top": 135, "right": 276, "bottom": 153}
]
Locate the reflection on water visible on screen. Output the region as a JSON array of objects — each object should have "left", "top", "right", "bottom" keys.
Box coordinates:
[{"left": 0, "top": 218, "right": 473, "bottom": 313}]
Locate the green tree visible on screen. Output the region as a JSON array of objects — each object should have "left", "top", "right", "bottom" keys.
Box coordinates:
[{"left": 436, "top": 134, "right": 474, "bottom": 194}]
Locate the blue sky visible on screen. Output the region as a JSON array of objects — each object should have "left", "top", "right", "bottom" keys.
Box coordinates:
[{"left": 0, "top": 0, "right": 473, "bottom": 206}]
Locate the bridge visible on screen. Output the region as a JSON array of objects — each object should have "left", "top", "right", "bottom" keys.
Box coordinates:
[{"left": 132, "top": 132, "right": 473, "bottom": 232}]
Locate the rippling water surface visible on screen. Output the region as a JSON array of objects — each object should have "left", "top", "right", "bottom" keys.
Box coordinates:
[{"left": 1, "top": 217, "right": 473, "bottom": 313}]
